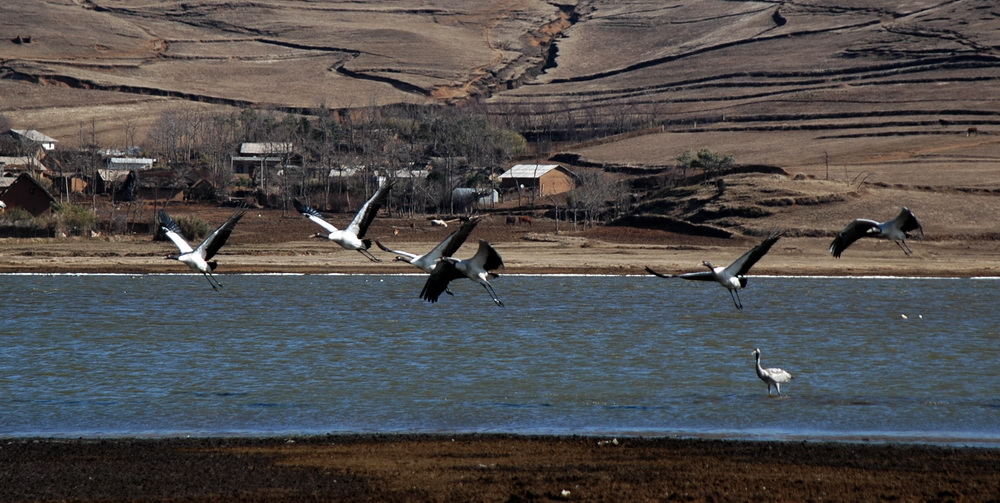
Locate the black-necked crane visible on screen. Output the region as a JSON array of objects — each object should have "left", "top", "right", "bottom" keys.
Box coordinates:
[
  {"left": 420, "top": 239, "right": 505, "bottom": 307},
  {"left": 293, "top": 180, "right": 394, "bottom": 262},
  {"left": 159, "top": 206, "right": 247, "bottom": 291},
  {"left": 752, "top": 348, "right": 793, "bottom": 396},
  {"left": 829, "top": 207, "right": 922, "bottom": 258},
  {"left": 645, "top": 229, "right": 782, "bottom": 311},
  {"left": 376, "top": 216, "right": 482, "bottom": 274}
]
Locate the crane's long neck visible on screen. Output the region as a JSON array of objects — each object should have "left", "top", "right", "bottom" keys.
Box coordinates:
[
  {"left": 703, "top": 261, "right": 722, "bottom": 279},
  {"left": 754, "top": 353, "right": 767, "bottom": 378},
  {"left": 704, "top": 261, "right": 731, "bottom": 287}
]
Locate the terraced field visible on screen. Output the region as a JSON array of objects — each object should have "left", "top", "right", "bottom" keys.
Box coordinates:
[{"left": 2, "top": 0, "right": 999, "bottom": 246}]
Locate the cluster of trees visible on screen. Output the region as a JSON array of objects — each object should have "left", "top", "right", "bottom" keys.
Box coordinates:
[
  {"left": 137, "top": 104, "right": 530, "bottom": 215},
  {"left": 675, "top": 149, "right": 735, "bottom": 183},
  {"left": 131, "top": 101, "right": 677, "bottom": 221},
  {"left": 2, "top": 98, "right": 737, "bottom": 231}
]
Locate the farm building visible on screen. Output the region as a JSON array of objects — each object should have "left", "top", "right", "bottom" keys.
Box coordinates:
[
  {"left": 46, "top": 172, "right": 89, "bottom": 195},
  {"left": 6, "top": 129, "right": 58, "bottom": 151},
  {"left": 95, "top": 169, "right": 186, "bottom": 202},
  {"left": 105, "top": 157, "right": 156, "bottom": 171},
  {"left": 0, "top": 156, "right": 48, "bottom": 174},
  {"left": 451, "top": 187, "right": 499, "bottom": 210},
  {"left": 0, "top": 173, "right": 56, "bottom": 216},
  {"left": 231, "top": 142, "right": 299, "bottom": 176},
  {"left": 498, "top": 164, "right": 577, "bottom": 197}
]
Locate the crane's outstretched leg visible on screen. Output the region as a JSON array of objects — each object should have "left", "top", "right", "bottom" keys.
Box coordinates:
[
  {"left": 482, "top": 283, "right": 504, "bottom": 308},
  {"left": 896, "top": 240, "right": 913, "bottom": 255},
  {"left": 358, "top": 249, "right": 382, "bottom": 262},
  {"left": 730, "top": 289, "right": 743, "bottom": 311},
  {"left": 203, "top": 272, "right": 222, "bottom": 291}
]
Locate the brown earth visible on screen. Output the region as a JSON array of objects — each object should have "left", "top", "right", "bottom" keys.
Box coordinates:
[
  {"left": 0, "top": 204, "right": 997, "bottom": 278},
  {"left": 1, "top": 1, "right": 999, "bottom": 277},
  {"left": 2, "top": 435, "right": 998, "bottom": 502},
  {"left": 2, "top": 1, "right": 998, "bottom": 152},
  {"left": 2, "top": 4, "right": 999, "bottom": 500},
  {"left": 2, "top": 180, "right": 999, "bottom": 278},
  {"left": 2, "top": 2, "right": 999, "bottom": 279}
]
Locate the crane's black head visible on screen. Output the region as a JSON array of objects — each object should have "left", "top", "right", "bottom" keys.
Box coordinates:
[{"left": 164, "top": 254, "right": 179, "bottom": 261}]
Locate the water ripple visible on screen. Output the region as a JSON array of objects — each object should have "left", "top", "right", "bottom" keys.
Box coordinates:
[{"left": 0, "top": 274, "right": 997, "bottom": 444}]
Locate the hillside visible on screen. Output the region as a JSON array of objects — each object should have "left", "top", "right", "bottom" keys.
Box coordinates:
[{"left": 1, "top": 0, "right": 999, "bottom": 256}]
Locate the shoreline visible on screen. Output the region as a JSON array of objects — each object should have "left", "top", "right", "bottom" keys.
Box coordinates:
[
  {"left": 3, "top": 434, "right": 998, "bottom": 502},
  {"left": 5, "top": 430, "right": 998, "bottom": 448},
  {"left": 1, "top": 235, "right": 999, "bottom": 277}
]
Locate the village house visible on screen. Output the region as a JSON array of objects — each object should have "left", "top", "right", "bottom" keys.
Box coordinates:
[
  {"left": 498, "top": 164, "right": 577, "bottom": 197},
  {"left": 451, "top": 187, "right": 499, "bottom": 211},
  {"left": 6, "top": 129, "right": 58, "bottom": 151},
  {"left": 105, "top": 157, "right": 156, "bottom": 171},
  {"left": 230, "top": 142, "right": 299, "bottom": 178},
  {"left": 0, "top": 172, "right": 56, "bottom": 216},
  {"left": 46, "top": 172, "right": 89, "bottom": 196},
  {"left": 0, "top": 155, "right": 48, "bottom": 175}
]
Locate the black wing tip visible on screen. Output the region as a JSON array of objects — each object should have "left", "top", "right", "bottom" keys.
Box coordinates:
[
  {"left": 419, "top": 288, "right": 442, "bottom": 303},
  {"left": 158, "top": 210, "right": 182, "bottom": 233},
  {"left": 644, "top": 266, "right": 674, "bottom": 278},
  {"left": 293, "top": 198, "right": 319, "bottom": 217},
  {"left": 229, "top": 206, "right": 248, "bottom": 222},
  {"left": 760, "top": 228, "right": 783, "bottom": 247},
  {"left": 829, "top": 241, "right": 844, "bottom": 258}
]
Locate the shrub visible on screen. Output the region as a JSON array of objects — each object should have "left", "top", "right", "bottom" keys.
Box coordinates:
[
  {"left": 52, "top": 203, "right": 99, "bottom": 236},
  {"left": 175, "top": 215, "right": 210, "bottom": 241},
  {"left": 1, "top": 207, "right": 34, "bottom": 224},
  {"left": 0, "top": 207, "right": 49, "bottom": 237}
]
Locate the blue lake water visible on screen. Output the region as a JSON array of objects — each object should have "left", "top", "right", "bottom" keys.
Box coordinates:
[{"left": 0, "top": 273, "right": 997, "bottom": 444}]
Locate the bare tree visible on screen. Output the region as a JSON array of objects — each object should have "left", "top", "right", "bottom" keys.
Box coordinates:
[{"left": 568, "top": 169, "right": 625, "bottom": 228}]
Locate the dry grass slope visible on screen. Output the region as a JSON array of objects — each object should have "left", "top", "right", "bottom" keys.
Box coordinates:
[{"left": 1, "top": 0, "right": 999, "bottom": 256}]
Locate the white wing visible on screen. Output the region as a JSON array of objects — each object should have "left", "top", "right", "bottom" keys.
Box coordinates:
[
  {"left": 164, "top": 229, "right": 194, "bottom": 254},
  {"left": 305, "top": 213, "right": 339, "bottom": 234},
  {"left": 293, "top": 199, "right": 339, "bottom": 234},
  {"left": 158, "top": 210, "right": 194, "bottom": 254}
]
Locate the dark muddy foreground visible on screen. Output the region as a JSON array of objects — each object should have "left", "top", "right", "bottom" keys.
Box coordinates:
[{"left": 2, "top": 435, "right": 997, "bottom": 502}]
